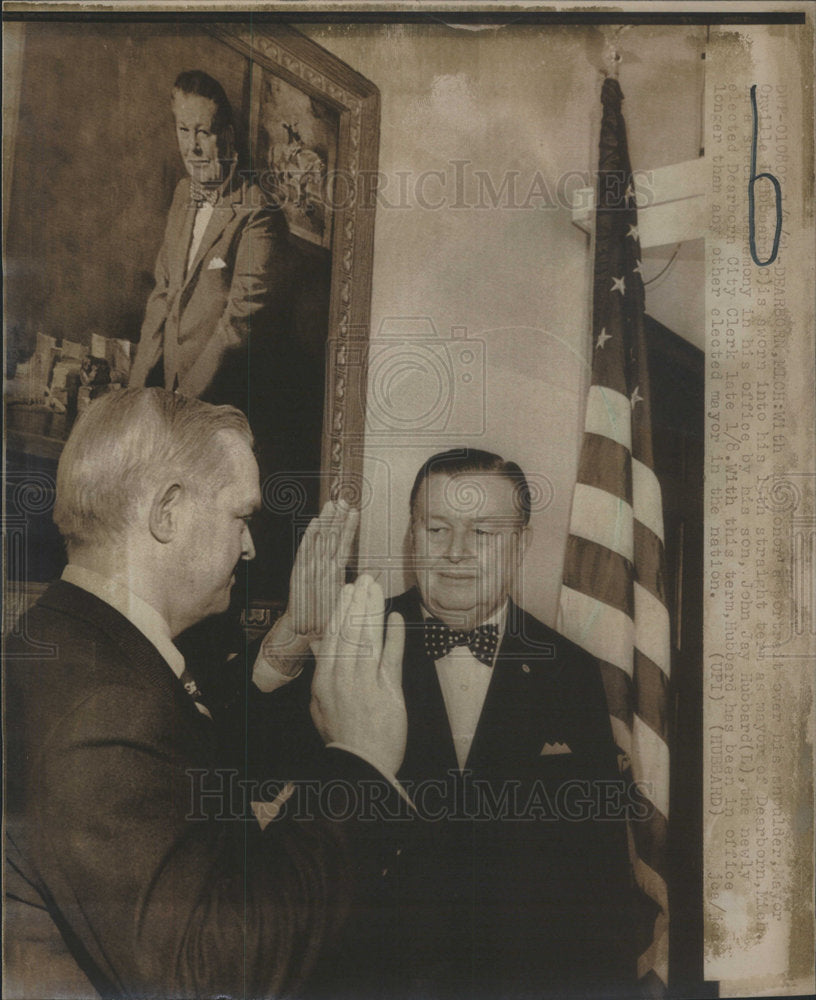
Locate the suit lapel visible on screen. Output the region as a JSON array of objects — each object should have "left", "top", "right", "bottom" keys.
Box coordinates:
[
  {"left": 170, "top": 200, "right": 196, "bottom": 294},
  {"left": 466, "top": 601, "right": 564, "bottom": 773},
  {"left": 38, "top": 581, "right": 213, "bottom": 740}
]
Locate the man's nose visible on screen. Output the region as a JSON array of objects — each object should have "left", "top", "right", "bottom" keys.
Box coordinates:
[
  {"left": 241, "top": 523, "right": 256, "bottom": 562},
  {"left": 444, "top": 528, "right": 471, "bottom": 561}
]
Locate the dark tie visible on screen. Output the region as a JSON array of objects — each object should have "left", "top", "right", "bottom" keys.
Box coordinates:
[
  {"left": 423, "top": 620, "right": 500, "bottom": 667},
  {"left": 179, "top": 667, "right": 213, "bottom": 719}
]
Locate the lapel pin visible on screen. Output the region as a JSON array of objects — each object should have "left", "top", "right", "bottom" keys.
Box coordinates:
[{"left": 522, "top": 663, "right": 531, "bottom": 673}]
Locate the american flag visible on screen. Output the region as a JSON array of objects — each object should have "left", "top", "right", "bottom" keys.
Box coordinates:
[{"left": 558, "top": 77, "right": 671, "bottom": 994}]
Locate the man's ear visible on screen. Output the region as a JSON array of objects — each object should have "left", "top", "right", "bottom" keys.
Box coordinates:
[
  {"left": 520, "top": 524, "right": 532, "bottom": 555},
  {"left": 149, "top": 482, "right": 184, "bottom": 544}
]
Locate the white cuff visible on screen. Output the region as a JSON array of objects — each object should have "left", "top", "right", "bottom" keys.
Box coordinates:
[{"left": 252, "top": 651, "right": 302, "bottom": 693}]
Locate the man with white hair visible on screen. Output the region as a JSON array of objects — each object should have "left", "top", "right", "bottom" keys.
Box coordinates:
[{"left": 5, "top": 387, "right": 407, "bottom": 999}]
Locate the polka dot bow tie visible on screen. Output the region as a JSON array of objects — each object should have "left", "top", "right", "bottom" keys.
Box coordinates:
[{"left": 423, "top": 620, "right": 500, "bottom": 667}]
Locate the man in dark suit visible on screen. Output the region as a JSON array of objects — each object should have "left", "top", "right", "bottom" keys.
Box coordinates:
[
  {"left": 392, "top": 448, "right": 639, "bottom": 998},
  {"left": 4, "top": 387, "right": 407, "bottom": 999},
  {"left": 269, "top": 448, "right": 638, "bottom": 998}
]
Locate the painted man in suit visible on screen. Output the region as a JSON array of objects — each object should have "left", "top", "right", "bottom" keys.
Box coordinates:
[
  {"left": 4, "top": 387, "right": 407, "bottom": 999},
  {"left": 268, "top": 448, "right": 638, "bottom": 998},
  {"left": 129, "top": 70, "right": 289, "bottom": 408}
]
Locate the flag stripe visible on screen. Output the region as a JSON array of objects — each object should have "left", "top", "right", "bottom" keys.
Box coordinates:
[
  {"left": 632, "top": 853, "right": 669, "bottom": 914},
  {"left": 625, "top": 824, "right": 670, "bottom": 951},
  {"left": 564, "top": 536, "right": 633, "bottom": 617},
  {"left": 634, "top": 583, "right": 671, "bottom": 677},
  {"left": 610, "top": 714, "right": 633, "bottom": 761},
  {"left": 632, "top": 714, "right": 670, "bottom": 819},
  {"left": 569, "top": 483, "right": 634, "bottom": 561},
  {"left": 558, "top": 586, "right": 633, "bottom": 676},
  {"left": 577, "top": 434, "right": 633, "bottom": 503},
  {"left": 601, "top": 663, "right": 634, "bottom": 730},
  {"left": 634, "top": 520, "right": 668, "bottom": 605},
  {"left": 584, "top": 384, "right": 632, "bottom": 449},
  {"left": 632, "top": 458, "right": 665, "bottom": 543},
  {"left": 637, "top": 928, "right": 669, "bottom": 989},
  {"left": 633, "top": 649, "right": 670, "bottom": 739},
  {"left": 631, "top": 804, "right": 670, "bottom": 879}
]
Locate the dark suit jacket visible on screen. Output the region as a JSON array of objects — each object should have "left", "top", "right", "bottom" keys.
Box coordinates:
[
  {"left": 129, "top": 173, "right": 291, "bottom": 407},
  {"left": 266, "top": 589, "right": 637, "bottom": 999},
  {"left": 4, "top": 581, "right": 400, "bottom": 1000},
  {"left": 390, "top": 588, "right": 637, "bottom": 998}
]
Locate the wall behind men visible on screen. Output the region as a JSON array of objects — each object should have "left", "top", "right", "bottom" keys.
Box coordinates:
[{"left": 298, "top": 23, "right": 706, "bottom": 624}]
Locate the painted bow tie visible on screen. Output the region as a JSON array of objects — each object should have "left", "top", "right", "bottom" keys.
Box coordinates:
[
  {"left": 423, "top": 620, "right": 500, "bottom": 667},
  {"left": 190, "top": 181, "right": 220, "bottom": 206}
]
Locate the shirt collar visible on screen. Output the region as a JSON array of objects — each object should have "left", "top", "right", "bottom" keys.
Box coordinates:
[
  {"left": 419, "top": 597, "right": 508, "bottom": 632},
  {"left": 191, "top": 160, "right": 237, "bottom": 206},
  {"left": 61, "top": 564, "right": 186, "bottom": 680}
]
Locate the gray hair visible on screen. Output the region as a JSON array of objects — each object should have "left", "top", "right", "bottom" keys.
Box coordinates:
[{"left": 54, "top": 388, "right": 253, "bottom": 551}]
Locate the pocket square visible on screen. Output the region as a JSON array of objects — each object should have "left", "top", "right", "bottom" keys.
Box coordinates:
[
  {"left": 540, "top": 741, "right": 572, "bottom": 756},
  {"left": 208, "top": 257, "right": 227, "bottom": 270}
]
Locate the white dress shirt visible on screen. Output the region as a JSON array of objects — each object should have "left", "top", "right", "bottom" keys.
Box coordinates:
[
  {"left": 186, "top": 202, "right": 214, "bottom": 274},
  {"left": 426, "top": 602, "right": 507, "bottom": 770},
  {"left": 186, "top": 164, "right": 237, "bottom": 275}
]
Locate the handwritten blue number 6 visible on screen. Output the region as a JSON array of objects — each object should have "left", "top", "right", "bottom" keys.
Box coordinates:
[{"left": 748, "top": 84, "right": 783, "bottom": 267}]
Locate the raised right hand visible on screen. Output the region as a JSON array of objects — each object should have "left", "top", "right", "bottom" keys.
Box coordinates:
[{"left": 287, "top": 499, "right": 359, "bottom": 638}]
